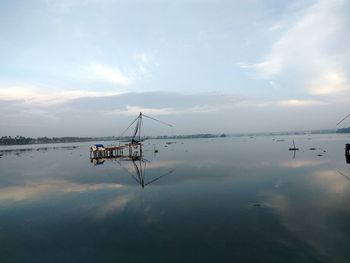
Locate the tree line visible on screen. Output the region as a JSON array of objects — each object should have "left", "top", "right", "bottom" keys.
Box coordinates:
[{"left": 0, "top": 136, "right": 102, "bottom": 145}]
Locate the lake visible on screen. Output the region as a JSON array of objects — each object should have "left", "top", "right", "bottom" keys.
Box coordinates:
[{"left": 1, "top": 134, "right": 350, "bottom": 262}]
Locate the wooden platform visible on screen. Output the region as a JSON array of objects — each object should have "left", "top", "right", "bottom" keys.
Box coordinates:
[{"left": 90, "top": 143, "right": 142, "bottom": 159}]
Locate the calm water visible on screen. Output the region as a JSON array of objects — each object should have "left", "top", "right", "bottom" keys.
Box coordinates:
[{"left": 1, "top": 134, "right": 350, "bottom": 262}]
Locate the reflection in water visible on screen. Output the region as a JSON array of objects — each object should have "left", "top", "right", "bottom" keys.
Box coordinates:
[
  {"left": 2, "top": 135, "right": 350, "bottom": 262},
  {"left": 345, "top": 144, "right": 350, "bottom": 163},
  {"left": 346, "top": 155, "right": 350, "bottom": 164},
  {"left": 0, "top": 180, "right": 123, "bottom": 202},
  {"left": 280, "top": 159, "right": 328, "bottom": 168},
  {"left": 338, "top": 171, "right": 350, "bottom": 182},
  {"left": 117, "top": 158, "right": 174, "bottom": 188},
  {"left": 91, "top": 155, "right": 174, "bottom": 188}
]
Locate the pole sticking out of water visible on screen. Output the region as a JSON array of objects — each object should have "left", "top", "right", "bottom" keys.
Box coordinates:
[{"left": 289, "top": 139, "right": 299, "bottom": 151}]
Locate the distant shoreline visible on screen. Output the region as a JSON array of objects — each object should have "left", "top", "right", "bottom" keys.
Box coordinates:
[{"left": 0, "top": 128, "right": 346, "bottom": 146}]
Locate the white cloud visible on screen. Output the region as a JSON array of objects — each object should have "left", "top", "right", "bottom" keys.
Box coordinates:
[
  {"left": 278, "top": 99, "right": 326, "bottom": 107},
  {"left": 109, "top": 104, "right": 218, "bottom": 116},
  {"left": 252, "top": 0, "right": 350, "bottom": 96},
  {"left": 90, "top": 63, "right": 133, "bottom": 86},
  {"left": 0, "top": 84, "right": 120, "bottom": 105},
  {"left": 88, "top": 52, "right": 154, "bottom": 86},
  {"left": 309, "top": 71, "right": 348, "bottom": 95},
  {"left": 110, "top": 105, "right": 176, "bottom": 116}
]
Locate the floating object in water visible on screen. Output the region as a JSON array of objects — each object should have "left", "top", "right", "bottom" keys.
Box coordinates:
[
  {"left": 276, "top": 139, "right": 285, "bottom": 142},
  {"left": 309, "top": 148, "right": 316, "bottom": 150},
  {"left": 289, "top": 140, "right": 299, "bottom": 151},
  {"left": 317, "top": 154, "right": 323, "bottom": 157},
  {"left": 289, "top": 147, "right": 299, "bottom": 151},
  {"left": 153, "top": 145, "right": 158, "bottom": 153}
]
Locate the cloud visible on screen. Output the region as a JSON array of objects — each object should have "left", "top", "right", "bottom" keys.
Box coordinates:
[
  {"left": 309, "top": 72, "right": 348, "bottom": 95},
  {"left": 0, "top": 90, "right": 242, "bottom": 135},
  {"left": 86, "top": 52, "right": 155, "bottom": 86},
  {"left": 89, "top": 63, "right": 133, "bottom": 86},
  {"left": 64, "top": 91, "right": 241, "bottom": 111},
  {"left": 109, "top": 104, "right": 219, "bottom": 116},
  {"left": 110, "top": 105, "right": 176, "bottom": 116},
  {"left": 251, "top": 0, "right": 350, "bottom": 96},
  {"left": 0, "top": 84, "right": 120, "bottom": 105},
  {"left": 278, "top": 99, "right": 326, "bottom": 107}
]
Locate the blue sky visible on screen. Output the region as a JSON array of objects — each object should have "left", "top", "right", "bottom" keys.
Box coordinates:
[{"left": 0, "top": 0, "right": 349, "bottom": 136}]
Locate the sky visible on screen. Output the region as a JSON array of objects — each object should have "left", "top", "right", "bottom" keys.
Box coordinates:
[{"left": 0, "top": 0, "right": 350, "bottom": 137}]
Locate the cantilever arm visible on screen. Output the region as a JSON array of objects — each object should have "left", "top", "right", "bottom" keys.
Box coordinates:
[
  {"left": 118, "top": 114, "right": 140, "bottom": 138},
  {"left": 142, "top": 114, "right": 174, "bottom": 127},
  {"left": 336, "top": 113, "right": 350, "bottom": 126}
]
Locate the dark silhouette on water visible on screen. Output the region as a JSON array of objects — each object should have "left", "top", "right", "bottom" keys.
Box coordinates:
[
  {"left": 346, "top": 155, "right": 350, "bottom": 164},
  {"left": 90, "top": 152, "right": 174, "bottom": 188},
  {"left": 105, "top": 156, "right": 174, "bottom": 188},
  {"left": 288, "top": 140, "right": 299, "bottom": 159},
  {"left": 345, "top": 144, "right": 350, "bottom": 164},
  {"left": 121, "top": 158, "right": 174, "bottom": 188},
  {"left": 90, "top": 112, "right": 173, "bottom": 160},
  {"left": 288, "top": 140, "right": 299, "bottom": 151},
  {"left": 117, "top": 112, "right": 173, "bottom": 145}
]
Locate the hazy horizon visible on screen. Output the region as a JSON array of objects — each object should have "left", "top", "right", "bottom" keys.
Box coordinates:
[{"left": 1, "top": 0, "right": 350, "bottom": 137}]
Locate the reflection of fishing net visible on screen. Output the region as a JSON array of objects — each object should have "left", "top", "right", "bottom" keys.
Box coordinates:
[{"left": 116, "top": 157, "right": 174, "bottom": 189}]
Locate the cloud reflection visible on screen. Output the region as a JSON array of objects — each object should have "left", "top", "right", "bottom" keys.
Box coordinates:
[
  {"left": 0, "top": 180, "right": 123, "bottom": 202},
  {"left": 264, "top": 167, "right": 350, "bottom": 262},
  {"left": 94, "top": 194, "right": 134, "bottom": 219},
  {"left": 280, "top": 159, "right": 328, "bottom": 168}
]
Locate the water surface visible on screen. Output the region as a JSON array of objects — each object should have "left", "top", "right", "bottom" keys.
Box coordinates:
[{"left": 1, "top": 134, "right": 350, "bottom": 262}]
